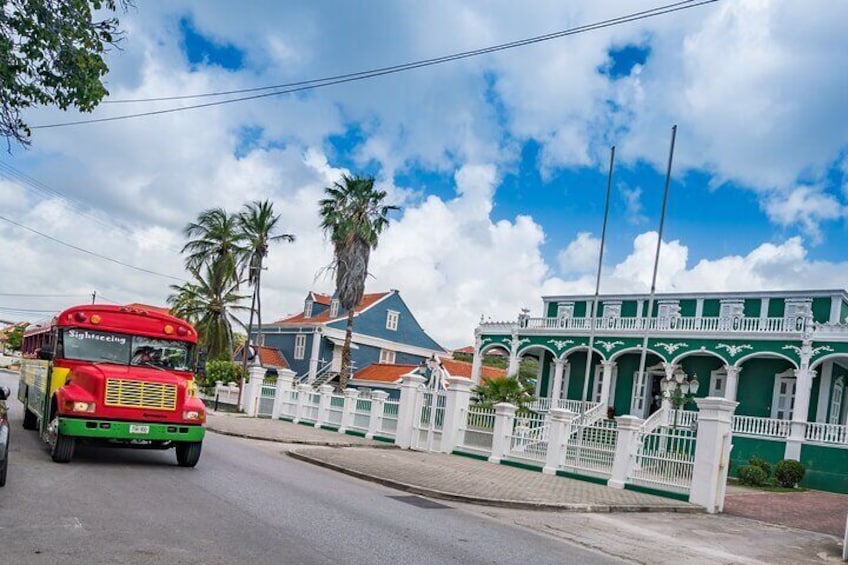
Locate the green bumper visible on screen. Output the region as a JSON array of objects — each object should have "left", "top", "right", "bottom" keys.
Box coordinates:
[{"left": 59, "top": 417, "right": 205, "bottom": 442}]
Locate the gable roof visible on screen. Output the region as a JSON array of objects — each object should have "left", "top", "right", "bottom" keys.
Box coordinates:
[
  {"left": 352, "top": 363, "right": 418, "bottom": 383},
  {"left": 272, "top": 291, "right": 391, "bottom": 325},
  {"left": 440, "top": 358, "right": 507, "bottom": 382},
  {"left": 234, "top": 344, "right": 290, "bottom": 369},
  {"left": 453, "top": 345, "right": 475, "bottom": 355},
  {"left": 310, "top": 292, "right": 332, "bottom": 306}
]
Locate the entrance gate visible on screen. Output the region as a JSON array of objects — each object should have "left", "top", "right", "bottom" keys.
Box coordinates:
[{"left": 410, "top": 388, "right": 447, "bottom": 452}]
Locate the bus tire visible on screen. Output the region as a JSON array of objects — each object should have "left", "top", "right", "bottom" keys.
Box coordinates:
[
  {"left": 50, "top": 417, "right": 75, "bottom": 464},
  {"left": 23, "top": 406, "right": 38, "bottom": 430},
  {"left": 175, "top": 441, "right": 202, "bottom": 468}
]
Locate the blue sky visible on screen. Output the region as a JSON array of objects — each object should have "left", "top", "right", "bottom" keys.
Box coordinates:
[{"left": 2, "top": 1, "right": 847, "bottom": 346}]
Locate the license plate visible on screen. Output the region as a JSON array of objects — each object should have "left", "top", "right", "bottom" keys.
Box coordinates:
[{"left": 129, "top": 424, "right": 150, "bottom": 434}]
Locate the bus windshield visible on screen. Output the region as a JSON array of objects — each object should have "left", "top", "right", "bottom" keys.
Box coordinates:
[{"left": 61, "top": 329, "right": 193, "bottom": 371}]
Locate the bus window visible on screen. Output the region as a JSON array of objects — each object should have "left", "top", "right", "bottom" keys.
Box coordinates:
[
  {"left": 131, "top": 337, "right": 193, "bottom": 371},
  {"left": 62, "top": 329, "right": 131, "bottom": 364}
]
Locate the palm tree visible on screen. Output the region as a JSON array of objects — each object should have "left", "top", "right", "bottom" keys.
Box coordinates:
[
  {"left": 238, "top": 199, "right": 295, "bottom": 370},
  {"left": 471, "top": 375, "right": 535, "bottom": 411},
  {"left": 181, "top": 208, "right": 247, "bottom": 287},
  {"left": 319, "top": 174, "right": 398, "bottom": 390},
  {"left": 167, "top": 259, "right": 248, "bottom": 360}
]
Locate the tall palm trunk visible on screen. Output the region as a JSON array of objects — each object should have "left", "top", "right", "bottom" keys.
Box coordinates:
[
  {"left": 237, "top": 284, "right": 258, "bottom": 406},
  {"left": 339, "top": 308, "right": 355, "bottom": 390},
  {"left": 255, "top": 267, "right": 263, "bottom": 347}
]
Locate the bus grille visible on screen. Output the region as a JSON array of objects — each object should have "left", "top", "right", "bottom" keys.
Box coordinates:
[{"left": 104, "top": 379, "right": 177, "bottom": 411}]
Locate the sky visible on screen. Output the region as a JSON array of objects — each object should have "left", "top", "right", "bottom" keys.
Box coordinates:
[{"left": 1, "top": 0, "right": 847, "bottom": 349}]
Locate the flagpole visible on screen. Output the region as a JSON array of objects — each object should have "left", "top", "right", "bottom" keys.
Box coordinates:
[
  {"left": 580, "top": 146, "right": 615, "bottom": 410},
  {"left": 635, "top": 125, "right": 678, "bottom": 416}
]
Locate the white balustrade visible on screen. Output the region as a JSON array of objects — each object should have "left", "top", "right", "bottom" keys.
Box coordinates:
[
  {"left": 805, "top": 422, "right": 848, "bottom": 446},
  {"left": 731, "top": 415, "right": 791, "bottom": 438}
]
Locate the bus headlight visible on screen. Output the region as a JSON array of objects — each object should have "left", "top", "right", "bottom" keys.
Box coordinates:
[
  {"left": 65, "top": 401, "right": 96, "bottom": 413},
  {"left": 183, "top": 410, "right": 204, "bottom": 421}
]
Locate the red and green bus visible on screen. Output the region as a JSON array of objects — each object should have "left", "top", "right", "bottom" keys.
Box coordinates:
[{"left": 18, "top": 304, "right": 206, "bottom": 466}]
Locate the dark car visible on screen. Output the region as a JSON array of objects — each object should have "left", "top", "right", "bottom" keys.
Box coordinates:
[{"left": 0, "top": 385, "right": 9, "bottom": 487}]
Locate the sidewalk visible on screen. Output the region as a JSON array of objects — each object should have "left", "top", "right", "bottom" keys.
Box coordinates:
[{"left": 206, "top": 411, "right": 386, "bottom": 447}]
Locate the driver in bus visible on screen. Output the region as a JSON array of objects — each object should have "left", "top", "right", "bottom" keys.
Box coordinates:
[{"left": 132, "top": 346, "right": 156, "bottom": 365}]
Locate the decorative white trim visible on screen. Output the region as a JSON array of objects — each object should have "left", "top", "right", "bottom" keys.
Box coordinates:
[
  {"left": 715, "top": 343, "right": 753, "bottom": 358},
  {"left": 783, "top": 344, "right": 834, "bottom": 357},
  {"left": 654, "top": 342, "right": 688, "bottom": 355},
  {"left": 320, "top": 327, "right": 447, "bottom": 359},
  {"left": 595, "top": 340, "right": 624, "bottom": 352},
  {"left": 547, "top": 339, "right": 574, "bottom": 350}
]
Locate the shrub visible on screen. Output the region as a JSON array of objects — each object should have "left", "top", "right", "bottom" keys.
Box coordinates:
[
  {"left": 748, "top": 456, "right": 771, "bottom": 478},
  {"left": 737, "top": 464, "right": 768, "bottom": 487},
  {"left": 199, "top": 360, "right": 244, "bottom": 391},
  {"left": 775, "top": 459, "right": 806, "bottom": 488}
]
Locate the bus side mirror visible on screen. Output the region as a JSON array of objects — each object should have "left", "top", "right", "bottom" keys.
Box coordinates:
[
  {"left": 0, "top": 386, "right": 9, "bottom": 400},
  {"left": 37, "top": 348, "right": 54, "bottom": 361}
]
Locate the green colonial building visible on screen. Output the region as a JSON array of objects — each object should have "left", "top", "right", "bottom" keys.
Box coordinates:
[{"left": 470, "top": 289, "right": 848, "bottom": 493}]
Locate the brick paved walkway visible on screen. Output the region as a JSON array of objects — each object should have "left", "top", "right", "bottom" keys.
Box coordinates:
[
  {"left": 724, "top": 488, "right": 848, "bottom": 537},
  {"left": 206, "top": 412, "right": 385, "bottom": 447},
  {"left": 289, "top": 446, "right": 699, "bottom": 512}
]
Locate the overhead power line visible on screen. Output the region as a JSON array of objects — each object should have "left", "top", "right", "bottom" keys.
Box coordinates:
[
  {"left": 0, "top": 292, "right": 88, "bottom": 298},
  {"left": 32, "top": 0, "right": 717, "bottom": 130},
  {"left": 0, "top": 213, "right": 185, "bottom": 282}
]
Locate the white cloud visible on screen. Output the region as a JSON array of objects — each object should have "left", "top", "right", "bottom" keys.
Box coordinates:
[
  {"left": 619, "top": 184, "right": 647, "bottom": 225},
  {"left": 761, "top": 185, "right": 847, "bottom": 242},
  {"left": 557, "top": 232, "right": 601, "bottom": 274}
]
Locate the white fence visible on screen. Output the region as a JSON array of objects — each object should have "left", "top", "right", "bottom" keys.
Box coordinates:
[
  {"left": 456, "top": 405, "right": 496, "bottom": 457},
  {"left": 629, "top": 420, "right": 696, "bottom": 494},
  {"left": 563, "top": 418, "right": 618, "bottom": 479},
  {"left": 506, "top": 411, "right": 549, "bottom": 465}
]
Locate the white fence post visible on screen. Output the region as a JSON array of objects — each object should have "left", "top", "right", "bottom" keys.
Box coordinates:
[
  {"left": 294, "top": 383, "right": 312, "bottom": 424},
  {"left": 441, "top": 377, "right": 474, "bottom": 454},
  {"left": 395, "top": 374, "right": 426, "bottom": 449},
  {"left": 242, "top": 365, "right": 265, "bottom": 417},
  {"left": 489, "top": 402, "right": 517, "bottom": 464},
  {"left": 366, "top": 391, "right": 389, "bottom": 439},
  {"left": 339, "top": 388, "right": 360, "bottom": 434},
  {"left": 608, "top": 415, "right": 643, "bottom": 489},
  {"left": 315, "top": 384, "right": 334, "bottom": 428},
  {"left": 689, "top": 397, "right": 739, "bottom": 513},
  {"left": 271, "top": 368, "right": 296, "bottom": 420},
  {"left": 543, "top": 408, "right": 576, "bottom": 475}
]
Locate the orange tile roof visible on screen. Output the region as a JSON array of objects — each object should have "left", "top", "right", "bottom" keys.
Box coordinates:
[
  {"left": 234, "top": 344, "right": 289, "bottom": 368},
  {"left": 125, "top": 303, "right": 171, "bottom": 315},
  {"left": 453, "top": 345, "right": 475, "bottom": 355},
  {"left": 441, "top": 358, "right": 506, "bottom": 382},
  {"left": 272, "top": 291, "right": 391, "bottom": 325},
  {"left": 352, "top": 363, "right": 418, "bottom": 383},
  {"left": 311, "top": 292, "right": 332, "bottom": 306}
]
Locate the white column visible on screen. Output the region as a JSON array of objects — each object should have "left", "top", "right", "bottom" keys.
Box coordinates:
[
  {"left": 271, "top": 368, "right": 296, "bottom": 420},
  {"left": 724, "top": 365, "right": 741, "bottom": 402},
  {"left": 242, "top": 365, "right": 265, "bottom": 417},
  {"left": 314, "top": 384, "right": 334, "bottom": 428},
  {"left": 507, "top": 333, "right": 520, "bottom": 377},
  {"left": 608, "top": 415, "right": 643, "bottom": 489},
  {"left": 441, "top": 377, "right": 474, "bottom": 454},
  {"left": 600, "top": 361, "right": 616, "bottom": 406},
  {"left": 293, "top": 383, "right": 312, "bottom": 423},
  {"left": 338, "top": 388, "right": 360, "bottom": 434},
  {"left": 307, "top": 328, "right": 322, "bottom": 382},
  {"left": 488, "top": 402, "right": 517, "bottom": 464},
  {"left": 786, "top": 366, "right": 815, "bottom": 460},
  {"left": 550, "top": 358, "right": 566, "bottom": 402},
  {"left": 470, "top": 331, "right": 484, "bottom": 384},
  {"left": 366, "top": 390, "right": 389, "bottom": 439},
  {"left": 543, "top": 408, "right": 577, "bottom": 475},
  {"left": 689, "top": 397, "right": 738, "bottom": 513},
  {"left": 395, "top": 374, "right": 426, "bottom": 449},
  {"left": 816, "top": 361, "right": 834, "bottom": 423}
]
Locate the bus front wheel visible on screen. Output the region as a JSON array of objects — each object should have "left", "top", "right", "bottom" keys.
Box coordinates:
[
  {"left": 49, "top": 416, "right": 75, "bottom": 463},
  {"left": 175, "top": 441, "right": 202, "bottom": 468}
]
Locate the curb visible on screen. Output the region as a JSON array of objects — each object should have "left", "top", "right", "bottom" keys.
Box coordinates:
[
  {"left": 206, "top": 427, "right": 394, "bottom": 448},
  {"left": 286, "top": 449, "right": 703, "bottom": 513}
]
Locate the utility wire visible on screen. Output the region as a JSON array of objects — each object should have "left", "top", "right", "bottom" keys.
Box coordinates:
[
  {"left": 32, "top": 0, "right": 717, "bottom": 129},
  {"left": 0, "top": 161, "right": 184, "bottom": 254},
  {"left": 0, "top": 213, "right": 185, "bottom": 282},
  {"left": 0, "top": 292, "right": 87, "bottom": 297}
]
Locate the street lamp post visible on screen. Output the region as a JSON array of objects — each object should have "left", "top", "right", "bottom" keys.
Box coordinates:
[{"left": 660, "top": 371, "right": 700, "bottom": 430}]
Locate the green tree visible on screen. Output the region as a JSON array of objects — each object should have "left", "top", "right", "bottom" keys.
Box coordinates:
[
  {"left": 4, "top": 324, "right": 25, "bottom": 351},
  {"left": 181, "top": 208, "right": 247, "bottom": 286},
  {"left": 471, "top": 375, "right": 535, "bottom": 410},
  {"left": 167, "top": 260, "right": 247, "bottom": 360},
  {"left": 237, "top": 199, "right": 294, "bottom": 372},
  {"left": 1, "top": 0, "right": 129, "bottom": 147},
  {"left": 319, "top": 174, "right": 398, "bottom": 390}
]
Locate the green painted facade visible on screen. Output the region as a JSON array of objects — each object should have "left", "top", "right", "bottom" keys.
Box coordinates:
[
  {"left": 800, "top": 444, "right": 848, "bottom": 494},
  {"left": 729, "top": 436, "right": 786, "bottom": 474}
]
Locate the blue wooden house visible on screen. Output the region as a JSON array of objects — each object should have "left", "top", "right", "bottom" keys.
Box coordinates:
[{"left": 258, "top": 290, "right": 447, "bottom": 387}]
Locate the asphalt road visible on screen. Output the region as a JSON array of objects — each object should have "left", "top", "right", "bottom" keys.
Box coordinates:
[{"left": 0, "top": 371, "right": 621, "bottom": 565}]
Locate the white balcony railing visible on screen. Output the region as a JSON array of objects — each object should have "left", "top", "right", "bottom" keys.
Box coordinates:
[
  {"left": 805, "top": 422, "right": 848, "bottom": 446},
  {"left": 494, "top": 315, "right": 819, "bottom": 336},
  {"left": 732, "top": 415, "right": 791, "bottom": 439}
]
